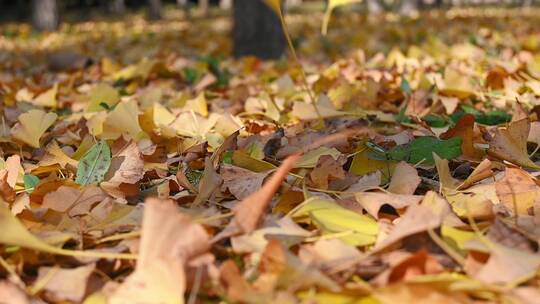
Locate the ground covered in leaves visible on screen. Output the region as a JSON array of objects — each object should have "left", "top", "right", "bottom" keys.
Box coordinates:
[{"left": 2, "top": 7, "right": 540, "bottom": 304}]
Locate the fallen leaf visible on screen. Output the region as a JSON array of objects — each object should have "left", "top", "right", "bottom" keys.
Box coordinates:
[
  {"left": 487, "top": 118, "right": 539, "bottom": 169},
  {"left": 36, "top": 264, "right": 95, "bottom": 302},
  {"left": 75, "top": 140, "right": 112, "bottom": 186},
  {"left": 11, "top": 109, "right": 57, "bottom": 148},
  {"left": 440, "top": 114, "right": 484, "bottom": 160},
  {"left": 214, "top": 153, "right": 299, "bottom": 240},
  {"left": 109, "top": 198, "right": 209, "bottom": 304},
  {"left": 222, "top": 164, "right": 270, "bottom": 200},
  {"left": 387, "top": 161, "right": 421, "bottom": 195}
]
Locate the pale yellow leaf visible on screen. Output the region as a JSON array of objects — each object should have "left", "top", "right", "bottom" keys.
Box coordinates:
[{"left": 11, "top": 109, "right": 57, "bottom": 148}]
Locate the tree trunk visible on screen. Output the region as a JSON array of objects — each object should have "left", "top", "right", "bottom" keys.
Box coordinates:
[
  {"left": 233, "top": 0, "right": 286, "bottom": 60},
  {"left": 147, "top": 0, "right": 162, "bottom": 20},
  {"left": 367, "top": 0, "right": 383, "bottom": 14},
  {"left": 109, "top": 0, "right": 126, "bottom": 14},
  {"left": 199, "top": 0, "right": 209, "bottom": 16},
  {"left": 32, "top": 0, "right": 58, "bottom": 31},
  {"left": 220, "top": 0, "right": 232, "bottom": 9},
  {"left": 399, "top": 0, "right": 419, "bottom": 16}
]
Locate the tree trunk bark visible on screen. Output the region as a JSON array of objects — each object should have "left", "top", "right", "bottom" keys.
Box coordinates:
[
  {"left": 199, "top": 0, "right": 209, "bottom": 16},
  {"left": 110, "top": 0, "right": 126, "bottom": 14},
  {"left": 147, "top": 0, "right": 162, "bottom": 20},
  {"left": 233, "top": 0, "right": 286, "bottom": 60},
  {"left": 32, "top": 0, "right": 58, "bottom": 32},
  {"left": 220, "top": 0, "right": 232, "bottom": 9}
]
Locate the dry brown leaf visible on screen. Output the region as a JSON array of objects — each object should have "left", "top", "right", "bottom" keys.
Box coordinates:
[
  {"left": 104, "top": 141, "right": 145, "bottom": 185},
  {"left": 487, "top": 118, "right": 540, "bottom": 169},
  {"left": 221, "top": 164, "right": 270, "bottom": 200},
  {"left": 0, "top": 281, "right": 29, "bottom": 304},
  {"left": 355, "top": 192, "right": 423, "bottom": 218},
  {"left": 214, "top": 153, "right": 300, "bottom": 241},
  {"left": 309, "top": 154, "right": 346, "bottom": 189},
  {"left": 109, "top": 198, "right": 209, "bottom": 304},
  {"left": 495, "top": 168, "right": 540, "bottom": 215},
  {"left": 387, "top": 161, "right": 421, "bottom": 195},
  {"left": 440, "top": 114, "right": 484, "bottom": 160},
  {"left": 42, "top": 185, "right": 108, "bottom": 216},
  {"left": 36, "top": 264, "right": 95, "bottom": 303}
]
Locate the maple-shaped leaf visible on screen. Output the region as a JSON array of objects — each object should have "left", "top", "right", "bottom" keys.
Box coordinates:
[
  {"left": 11, "top": 109, "right": 57, "bottom": 148},
  {"left": 487, "top": 118, "right": 540, "bottom": 169}
]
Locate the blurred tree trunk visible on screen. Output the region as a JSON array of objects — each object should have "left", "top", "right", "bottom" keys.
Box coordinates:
[
  {"left": 233, "top": 0, "right": 285, "bottom": 59},
  {"left": 199, "top": 0, "right": 209, "bottom": 16},
  {"left": 399, "top": 0, "right": 419, "bottom": 16},
  {"left": 32, "top": 0, "right": 58, "bottom": 31},
  {"left": 220, "top": 0, "right": 232, "bottom": 9},
  {"left": 148, "top": 0, "right": 162, "bottom": 20},
  {"left": 367, "top": 0, "right": 383, "bottom": 14},
  {"left": 110, "top": 0, "right": 126, "bottom": 14}
]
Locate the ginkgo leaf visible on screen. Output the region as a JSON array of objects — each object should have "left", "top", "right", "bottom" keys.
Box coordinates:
[
  {"left": 295, "top": 147, "right": 341, "bottom": 168},
  {"left": 31, "top": 83, "right": 58, "bottom": 108},
  {"left": 263, "top": 0, "right": 281, "bottom": 15},
  {"left": 11, "top": 109, "right": 57, "bottom": 148},
  {"left": 0, "top": 200, "right": 135, "bottom": 260},
  {"left": 322, "top": 0, "right": 362, "bottom": 35},
  {"left": 292, "top": 197, "right": 378, "bottom": 246},
  {"left": 39, "top": 140, "right": 79, "bottom": 168},
  {"left": 152, "top": 102, "right": 175, "bottom": 127},
  {"left": 292, "top": 95, "right": 345, "bottom": 120},
  {"left": 487, "top": 118, "right": 540, "bottom": 169},
  {"left": 86, "top": 83, "right": 120, "bottom": 112},
  {"left": 75, "top": 140, "right": 111, "bottom": 186},
  {"left": 183, "top": 92, "right": 208, "bottom": 117},
  {"left": 101, "top": 100, "right": 145, "bottom": 140}
]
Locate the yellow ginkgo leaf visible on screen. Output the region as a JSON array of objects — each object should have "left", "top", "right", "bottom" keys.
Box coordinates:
[
  {"left": 263, "top": 0, "right": 281, "bottom": 15},
  {"left": 11, "top": 109, "right": 57, "bottom": 148},
  {"left": 39, "top": 140, "right": 79, "bottom": 169},
  {"left": 152, "top": 103, "right": 176, "bottom": 128},
  {"left": 87, "top": 83, "right": 120, "bottom": 112},
  {"left": 101, "top": 100, "right": 145, "bottom": 140},
  {"left": 322, "top": 0, "right": 362, "bottom": 35},
  {"left": 183, "top": 92, "right": 208, "bottom": 117},
  {"left": 31, "top": 83, "right": 58, "bottom": 108}
]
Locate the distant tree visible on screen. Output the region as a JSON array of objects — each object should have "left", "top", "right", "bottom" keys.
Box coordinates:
[
  {"left": 110, "top": 0, "right": 126, "bottom": 14},
  {"left": 148, "top": 0, "right": 162, "bottom": 20},
  {"left": 233, "top": 0, "right": 286, "bottom": 59},
  {"left": 199, "top": 0, "right": 209, "bottom": 16},
  {"left": 32, "top": 0, "right": 59, "bottom": 31},
  {"left": 220, "top": 0, "right": 232, "bottom": 9}
]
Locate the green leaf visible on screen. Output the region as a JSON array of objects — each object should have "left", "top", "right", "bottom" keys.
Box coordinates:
[
  {"left": 75, "top": 140, "right": 111, "bottom": 185},
  {"left": 23, "top": 174, "right": 39, "bottom": 194},
  {"left": 422, "top": 114, "right": 449, "bottom": 128},
  {"left": 395, "top": 106, "right": 412, "bottom": 124},
  {"left": 451, "top": 105, "right": 511, "bottom": 126},
  {"left": 400, "top": 78, "right": 412, "bottom": 96},
  {"left": 388, "top": 137, "right": 462, "bottom": 165}
]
